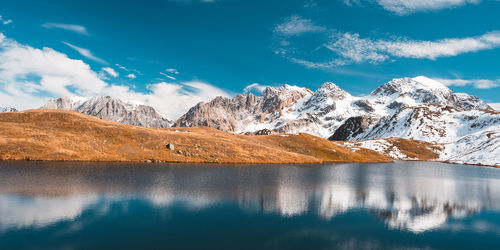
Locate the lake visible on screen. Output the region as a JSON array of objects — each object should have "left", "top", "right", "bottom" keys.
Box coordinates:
[{"left": 1, "top": 161, "right": 500, "bottom": 249}]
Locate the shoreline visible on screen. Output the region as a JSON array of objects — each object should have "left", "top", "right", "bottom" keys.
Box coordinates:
[{"left": 0, "top": 159, "right": 498, "bottom": 168}]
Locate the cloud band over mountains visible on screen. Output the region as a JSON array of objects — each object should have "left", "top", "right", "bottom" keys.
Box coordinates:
[{"left": 0, "top": 33, "right": 229, "bottom": 118}]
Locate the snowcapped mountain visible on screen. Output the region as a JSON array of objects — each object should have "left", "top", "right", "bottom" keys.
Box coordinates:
[
  {"left": 41, "top": 96, "right": 171, "bottom": 128},
  {"left": 0, "top": 107, "right": 17, "bottom": 112},
  {"left": 174, "top": 76, "right": 491, "bottom": 138},
  {"left": 173, "top": 76, "right": 497, "bottom": 166},
  {"left": 339, "top": 104, "right": 499, "bottom": 143},
  {"left": 334, "top": 104, "right": 500, "bottom": 166}
]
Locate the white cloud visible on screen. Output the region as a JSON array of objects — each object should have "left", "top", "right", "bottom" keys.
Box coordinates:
[
  {"left": 284, "top": 31, "right": 500, "bottom": 68},
  {"left": 116, "top": 63, "right": 141, "bottom": 75},
  {"left": 62, "top": 42, "right": 107, "bottom": 65},
  {"left": 376, "top": 0, "right": 480, "bottom": 15},
  {"left": 489, "top": 103, "right": 500, "bottom": 111},
  {"left": 274, "top": 15, "right": 326, "bottom": 36},
  {"left": 101, "top": 67, "right": 118, "bottom": 78},
  {"left": 243, "top": 83, "right": 268, "bottom": 93},
  {"left": 330, "top": 31, "right": 500, "bottom": 62},
  {"left": 434, "top": 78, "right": 500, "bottom": 89},
  {"left": 0, "top": 33, "right": 230, "bottom": 118},
  {"left": 42, "top": 23, "right": 89, "bottom": 35},
  {"left": 116, "top": 64, "right": 129, "bottom": 71},
  {"left": 126, "top": 73, "right": 137, "bottom": 79},
  {"left": 166, "top": 68, "right": 179, "bottom": 74},
  {"left": 160, "top": 72, "right": 177, "bottom": 80},
  {"left": 0, "top": 15, "right": 12, "bottom": 25}
]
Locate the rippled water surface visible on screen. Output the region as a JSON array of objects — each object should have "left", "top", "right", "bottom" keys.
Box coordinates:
[{"left": 1, "top": 161, "right": 500, "bottom": 249}]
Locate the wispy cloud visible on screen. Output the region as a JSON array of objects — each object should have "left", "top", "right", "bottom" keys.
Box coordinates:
[
  {"left": 101, "top": 67, "right": 118, "bottom": 78},
  {"left": 42, "top": 23, "right": 89, "bottom": 35},
  {"left": 160, "top": 72, "right": 177, "bottom": 80},
  {"left": 126, "top": 73, "right": 136, "bottom": 79},
  {"left": 115, "top": 63, "right": 141, "bottom": 75},
  {"left": 166, "top": 68, "right": 179, "bottom": 74},
  {"left": 375, "top": 0, "right": 480, "bottom": 15},
  {"left": 324, "top": 31, "right": 500, "bottom": 63},
  {"left": 274, "top": 15, "right": 326, "bottom": 36},
  {"left": 0, "top": 33, "right": 230, "bottom": 118},
  {"left": 341, "top": 0, "right": 481, "bottom": 15},
  {"left": 0, "top": 15, "right": 12, "bottom": 25},
  {"left": 278, "top": 28, "right": 500, "bottom": 68},
  {"left": 243, "top": 83, "right": 268, "bottom": 93},
  {"left": 62, "top": 42, "right": 107, "bottom": 65},
  {"left": 434, "top": 77, "right": 500, "bottom": 89}
]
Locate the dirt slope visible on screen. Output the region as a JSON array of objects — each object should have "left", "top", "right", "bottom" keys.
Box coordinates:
[{"left": 0, "top": 110, "right": 392, "bottom": 164}]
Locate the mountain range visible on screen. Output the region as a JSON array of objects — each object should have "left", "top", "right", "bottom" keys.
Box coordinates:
[
  {"left": 40, "top": 96, "right": 171, "bottom": 128},
  {"left": 32, "top": 76, "right": 500, "bottom": 166}
]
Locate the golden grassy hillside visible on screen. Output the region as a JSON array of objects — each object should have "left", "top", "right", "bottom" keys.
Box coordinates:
[{"left": 0, "top": 110, "right": 392, "bottom": 164}]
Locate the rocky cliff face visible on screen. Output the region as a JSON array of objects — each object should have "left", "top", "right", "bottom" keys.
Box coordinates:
[
  {"left": 173, "top": 84, "right": 314, "bottom": 133},
  {"left": 328, "top": 116, "right": 377, "bottom": 141},
  {"left": 41, "top": 96, "right": 171, "bottom": 128}
]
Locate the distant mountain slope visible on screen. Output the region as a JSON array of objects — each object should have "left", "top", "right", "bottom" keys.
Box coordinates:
[
  {"left": 339, "top": 104, "right": 499, "bottom": 143},
  {"left": 0, "top": 109, "right": 391, "bottom": 164},
  {"left": 41, "top": 96, "right": 171, "bottom": 128},
  {"left": 0, "top": 107, "right": 17, "bottom": 112},
  {"left": 334, "top": 105, "right": 500, "bottom": 166}
]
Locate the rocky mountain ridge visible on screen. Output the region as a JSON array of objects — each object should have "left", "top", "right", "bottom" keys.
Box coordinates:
[
  {"left": 41, "top": 96, "right": 171, "bottom": 128},
  {"left": 173, "top": 76, "right": 491, "bottom": 138}
]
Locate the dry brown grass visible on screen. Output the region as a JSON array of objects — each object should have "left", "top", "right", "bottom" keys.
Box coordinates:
[
  {"left": 383, "top": 138, "right": 440, "bottom": 160},
  {"left": 0, "top": 109, "right": 392, "bottom": 164}
]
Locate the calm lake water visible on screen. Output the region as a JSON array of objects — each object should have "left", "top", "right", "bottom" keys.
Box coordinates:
[{"left": 1, "top": 161, "right": 500, "bottom": 249}]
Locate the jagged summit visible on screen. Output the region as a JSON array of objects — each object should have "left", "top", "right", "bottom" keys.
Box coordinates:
[
  {"left": 41, "top": 96, "right": 171, "bottom": 128},
  {"left": 368, "top": 76, "right": 491, "bottom": 112},
  {"left": 371, "top": 76, "right": 450, "bottom": 97},
  {"left": 307, "top": 82, "right": 350, "bottom": 103}
]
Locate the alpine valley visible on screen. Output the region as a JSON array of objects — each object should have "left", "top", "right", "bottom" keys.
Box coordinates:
[{"left": 2, "top": 76, "right": 499, "bottom": 166}]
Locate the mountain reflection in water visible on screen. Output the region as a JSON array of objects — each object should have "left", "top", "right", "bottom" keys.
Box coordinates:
[{"left": 1, "top": 161, "right": 500, "bottom": 249}]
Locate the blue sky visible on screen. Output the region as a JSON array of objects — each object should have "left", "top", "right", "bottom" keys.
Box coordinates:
[{"left": 0, "top": 0, "right": 499, "bottom": 117}]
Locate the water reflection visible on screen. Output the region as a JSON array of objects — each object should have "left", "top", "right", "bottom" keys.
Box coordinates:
[{"left": 1, "top": 161, "right": 500, "bottom": 234}]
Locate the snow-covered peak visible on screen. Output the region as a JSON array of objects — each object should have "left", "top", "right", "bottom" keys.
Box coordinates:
[
  {"left": 261, "top": 84, "right": 313, "bottom": 100},
  {"left": 302, "top": 82, "right": 351, "bottom": 110},
  {"left": 411, "top": 76, "right": 450, "bottom": 91},
  {"left": 371, "top": 77, "right": 452, "bottom": 97},
  {"left": 368, "top": 77, "right": 460, "bottom": 112},
  {"left": 315, "top": 82, "right": 351, "bottom": 99}
]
